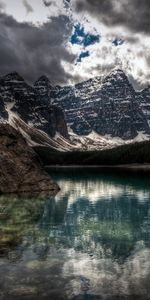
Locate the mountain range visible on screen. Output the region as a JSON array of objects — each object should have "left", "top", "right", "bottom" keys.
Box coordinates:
[{"left": 0, "top": 69, "right": 150, "bottom": 151}]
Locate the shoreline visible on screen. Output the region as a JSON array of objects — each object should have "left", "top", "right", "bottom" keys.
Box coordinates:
[{"left": 46, "top": 164, "right": 150, "bottom": 170}]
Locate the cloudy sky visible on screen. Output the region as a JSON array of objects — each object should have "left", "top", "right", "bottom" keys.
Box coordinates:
[{"left": 0, "top": 0, "right": 150, "bottom": 89}]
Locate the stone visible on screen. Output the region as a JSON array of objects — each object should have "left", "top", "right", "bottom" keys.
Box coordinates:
[{"left": 0, "top": 124, "right": 59, "bottom": 194}]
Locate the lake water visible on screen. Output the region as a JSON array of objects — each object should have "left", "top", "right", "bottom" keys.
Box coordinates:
[{"left": 0, "top": 168, "right": 150, "bottom": 300}]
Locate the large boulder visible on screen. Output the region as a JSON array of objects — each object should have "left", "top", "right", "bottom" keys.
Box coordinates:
[{"left": 0, "top": 124, "right": 59, "bottom": 194}]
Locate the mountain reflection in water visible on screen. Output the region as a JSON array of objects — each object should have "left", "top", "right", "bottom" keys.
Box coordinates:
[{"left": 0, "top": 168, "right": 150, "bottom": 300}]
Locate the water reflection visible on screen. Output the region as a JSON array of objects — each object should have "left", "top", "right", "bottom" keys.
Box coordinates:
[{"left": 0, "top": 169, "right": 150, "bottom": 299}]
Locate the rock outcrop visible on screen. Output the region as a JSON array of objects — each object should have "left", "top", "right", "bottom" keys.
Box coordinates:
[{"left": 0, "top": 124, "right": 59, "bottom": 194}]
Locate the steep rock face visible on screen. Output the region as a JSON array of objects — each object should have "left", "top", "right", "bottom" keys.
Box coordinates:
[
  {"left": 90, "top": 70, "right": 149, "bottom": 139},
  {"left": 0, "top": 72, "right": 68, "bottom": 138},
  {"left": 35, "top": 69, "right": 150, "bottom": 139},
  {"left": 0, "top": 124, "right": 59, "bottom": 194},
  {"left": 0, "top": 96, "right": 8, "bottom": 122},
  {"left": 34, "top": 75, "right": 55, "bottom": 99},
  {"left": 136, "top": 86, "right": 150, "bottom": 126}
]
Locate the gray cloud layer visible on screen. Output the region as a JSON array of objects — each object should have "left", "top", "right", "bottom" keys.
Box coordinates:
[
  {"left": 76, "top": 0, "right": 150, "bottom": 34},
  {"left": 0, "top": 0, "right": 150, "bottom": 87},
  {"left": 43, "top": 0, "right": 54, "bottom": 7},
  {"left": 0, "top": 12, "right": 75, "bottom": 83},
  {"left": 22, "top": 0, "right": 34, "bottom": 14},
  {"left": 0, "top": 0, "right": 5, "bottom": 11}
]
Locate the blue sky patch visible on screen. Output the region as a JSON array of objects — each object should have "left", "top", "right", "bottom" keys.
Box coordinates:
[
  {"left": 71, "top": 23, "right": 100, "bottom": 47},
  {"left": 77, "top": 51, "right": 90, "bottom": 63},
  {"left": 112, "top": 38, "right": 124, "bottom": 46}
]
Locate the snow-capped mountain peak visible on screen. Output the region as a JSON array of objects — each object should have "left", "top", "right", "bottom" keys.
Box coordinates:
[
  {"left": 2, "top": 72, "right": 25, "bottom": 83},
  {"left": 34, "top": 75, "right": 52, "bottom": 87},
  {"left": 34, "top": 75, "right": 55, "bottom": 98},
  {"left": 102, "top": 68, "right": 132, "bottom": 87}
]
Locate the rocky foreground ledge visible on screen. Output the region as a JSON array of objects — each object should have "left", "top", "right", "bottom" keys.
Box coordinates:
[{"left": 0, "top": 124, "right": 59, "bottom": 194}]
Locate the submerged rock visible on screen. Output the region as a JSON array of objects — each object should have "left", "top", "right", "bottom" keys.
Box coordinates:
[{"left": 0, "top": 124, "right": 59, "bottom": 194}]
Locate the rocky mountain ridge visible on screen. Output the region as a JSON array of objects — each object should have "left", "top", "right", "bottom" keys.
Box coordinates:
[
  {"left": 0, "top": 72, "right": 68, "bottom": 139},
  {"left": 0, "top": 69, "right": 150, "bottom": 151},
  {"left": 35, "top": 69, "right": 150, "bottom": 140}
]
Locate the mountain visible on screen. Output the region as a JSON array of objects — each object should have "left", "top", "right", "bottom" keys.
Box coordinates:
[
  {"left": 0, "top": 72, "right": 68, "bottom": 139},
  {"left": 0, "top": 69, "right": 150, "bottom": 152},
  {"left": 34, "top": 75, "right": 55, "bottom": 98},
  {"left": 34, "top": 69, "right": 150, "bottom": 140},
  {"left": 8, "top": 111, "right": 128, "bottom": 151},
  {"left": 0, "top": 72, "right": 125, "bottom": 151}
]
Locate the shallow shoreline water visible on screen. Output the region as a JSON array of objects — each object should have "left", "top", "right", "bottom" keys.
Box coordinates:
[{"left": 0, "top": 168, "right": 150, "bottom": 300}]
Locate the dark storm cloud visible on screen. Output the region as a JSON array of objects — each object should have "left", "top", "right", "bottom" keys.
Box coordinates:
[
  {"left": 0, "top": 12, "right": 76, "bottom": 84},
  {"left": 43, "top": 0, "right": 71, "bottom": 9},
  {"left": 75, "top": 0, "right": 150, "bottom": 34}
]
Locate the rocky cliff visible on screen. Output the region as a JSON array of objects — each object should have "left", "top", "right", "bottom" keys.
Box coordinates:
[
  {"left": 136, "top": 86, "right": 150, "bottom": 127},
  {"left": 0, "top": 124, "right": 59, "bottom": 194},
  {"left": 0, "top": 72, "right": 68, "bottom": 139},
  {"left": 35, "top": 69, "right": 150, "bottom": 140}
]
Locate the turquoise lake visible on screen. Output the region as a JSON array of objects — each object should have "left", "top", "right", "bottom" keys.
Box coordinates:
[{"left": 0, "top": 168, "right": 150, "bottom": 300}]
